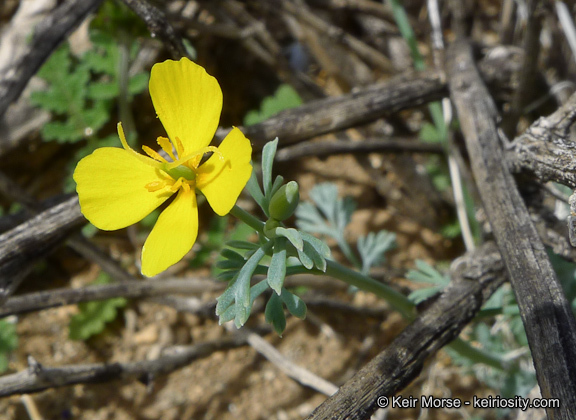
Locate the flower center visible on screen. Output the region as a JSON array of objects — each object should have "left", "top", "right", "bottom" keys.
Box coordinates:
[{"left": 116, "top": 123, "right": 224, "bottom": 196}]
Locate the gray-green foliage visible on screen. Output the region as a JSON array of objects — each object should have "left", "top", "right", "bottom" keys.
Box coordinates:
[
  {"left": 296, "top": 183, "right": 396, "bottom": 274},
  {"left": 406, "top": 260, "right": 450, "bottom": 304},
  {"left": 216, "top": 140, "right": 398, "bottom": 334},
  {"left": 215, "top": 140, "right": 328, "bottom": 334}
]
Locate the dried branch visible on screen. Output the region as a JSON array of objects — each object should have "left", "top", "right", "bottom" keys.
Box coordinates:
[
  {"left": 0, "top": 335, "right": 249, "bottom": 397},
  {"left": 233, "top": 69, "right": 446, "bottom": 151},
  {"left": 0, "top": 0, "right": 103, "bottom": 118},
  {"left": 0, "top": 195, "right": 84, "bottom": 304},
  {"left": 509, "top": 92, "right": 576, "bottom": 188},
  {"left": 119, "top": 0, "right": 188, "bottom": 59},
  {"left": 446, "top": 39, "right": 576, "bottom": 419},
  {"left": 306, "top": 242, "right": 506, "bottom": 419},
  {"left": 275, "top": 137, "right": 444, "bottom": 161},
  {"left": 223, "top": 49, "right": 520, "bottom": 151},
  {"left": 0, "top": 278, "right": 224, "bottom": 318}
]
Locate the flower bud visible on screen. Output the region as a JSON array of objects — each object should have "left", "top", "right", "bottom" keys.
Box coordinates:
[{"left": 269, "top": 181, "right": 300, "bottom": 221}]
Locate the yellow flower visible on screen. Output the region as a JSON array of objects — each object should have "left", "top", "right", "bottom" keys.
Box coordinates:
[{"left": 73, "top": 58, "right": 252, "bottom": 277}]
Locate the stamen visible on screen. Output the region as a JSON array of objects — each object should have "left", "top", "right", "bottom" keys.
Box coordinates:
[
  {"left": 116, "top": 122, "right": 164, "bottom": 170},
  {"left": 145, "top": 181, "right": 166, "bottom": 192},
  {"left": 171, "top": 177, "right": 184, "bottom": 192},
  {"left": 142, "top": 145, "right": 168, "bottom": 163},
  {"left": 174, "top": 137, "right": 185, "bottom": 159},
  {"left": 157, "top": 137, "right": 176, "bottom": 161},
  {"left": 166, "top": 146, "right": 224, "bottom": 170},
  {"left": 117, "top": 122, "right": 131, "bottom": 151}
]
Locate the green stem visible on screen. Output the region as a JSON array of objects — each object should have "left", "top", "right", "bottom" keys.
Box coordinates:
[
  {"left": 325, "top": 260, "right": 414, "bottom": 319},
  {"left": 325, "top": 260, "right": 507, "bottom": 370},
  {"left": 450, "top": 338, "right": 506, "bottom": 370},
  {"left": 230, "top": 205, "right": 265, "bottom": 234}
]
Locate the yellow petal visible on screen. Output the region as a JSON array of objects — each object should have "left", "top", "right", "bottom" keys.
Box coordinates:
[
  {"left": 141, "top": 188, "right": 198, "bottom": 277},
  {"left": 149, "top": 58, "right": 223, "bottom": 155},
  {"left": 73, "top": 147, "right": 173, "bottom": 230},
  {"left": 196, "top": 127, "right": 252, "bottom": 216}
]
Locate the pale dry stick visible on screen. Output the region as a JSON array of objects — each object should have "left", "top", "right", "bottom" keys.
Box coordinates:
[
  {"left": 503, "top": 0, "right": 542, "bottom": 137},
  {"left": 303, "top": 309, "right": 339, "bottom": 340},
  {"left": 20, "top": 394, "right": 43, "bottom": 420},
  {"left": 556, "top": 1, "right": 576, "bottom": 65},
  {"left": 499, "top": 0, "right": 516, "bottom": 44},
  {"left": 226, "top": 324, "right": 339, "bottom": 396},
  {"left": 427, "top": 0, "right": 476, "bottom": 252}
]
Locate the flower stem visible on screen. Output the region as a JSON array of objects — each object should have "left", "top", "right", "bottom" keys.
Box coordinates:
[
  {"left": 325, "top": 260, "right": 414, "bottom": 319},
  {"left": 230, "top": 205, "right": 265, "bottom": 234}
]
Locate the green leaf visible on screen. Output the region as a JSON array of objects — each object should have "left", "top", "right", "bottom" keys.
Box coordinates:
[
  {"left": 226, "top": 240, "right": 259, "bottom": 250},
  {"left": 265, "top": 293, "right": 286, "bottom": 336},
  {"left": 300, "top": 232, "right": 331, "bottom": 259},
  {"left": 419, "top": 122, "right": 442, "bottom": 143},
  {"left": 245, "top": 169, "right": 267, "bottom": 215},
  {"left": 261, "top": 138, "right": 278, "bottom": 197},
  {"left": 41, "top": 121, "right": 84, "bottom": 143},
  {"left": 69, "top": 273, "right": 127, "bottom": 340},
  {"left": 280, "top": 289, "right": 307, "bottom": 319},
  {"left": 216, "top": 282, "right": 237, "bottom": 317},
  {"left": 0, "top": 319, "right": 18, "bottom": 373},
  {"left": 87, "top": 81, "right": 119, "bottom": 100},
  {"left": 216, "top": 259, "right": 244, "bottom": 270},
  {"left": 267, "top": 237, "right": 287, "bottom": 294},
  {"left": 243, "top": 84, "right": 302, "bottom": 126},
  {"left": 216, "top": 242, "right": 272, "bottom": 327},
  {"left": 128, "top": 72, "right": 149, "bottom": 95},
  {"left": 275, "top": 227, "right": 303, "bottom": 251},
  {"left": 297, "top": 245, "right": 314, "bottom": 270},
  {"left": 221, "top": 248, "right": 246, "bottom": 262}
]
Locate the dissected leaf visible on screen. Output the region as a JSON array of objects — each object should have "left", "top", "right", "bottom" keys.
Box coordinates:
[
  {"left": 357, "top": 230, "right": 396, "bottom": 275},
  {"left": 406, "top": 260, "right": 450, "bottom": 304},
  {"left": 69, "top": 273, "right": 127, "bottom": 341},
  {"left": 243, "top": 84, "right": 302, "bottom": 126}
]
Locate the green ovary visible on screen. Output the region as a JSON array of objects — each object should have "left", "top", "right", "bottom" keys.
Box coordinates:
[{"left": 165, "top": 163, "right": 196, "bottom": 181}]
